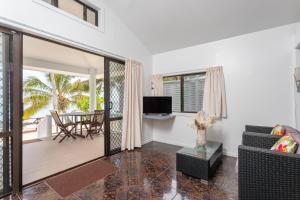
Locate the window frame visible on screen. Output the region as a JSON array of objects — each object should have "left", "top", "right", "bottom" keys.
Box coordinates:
[
  {"left": 49, "top": 0, "right": 98, "bottom": 27},
  {"left": 163, "top": 72, "right": 206, "bottom": 113}
]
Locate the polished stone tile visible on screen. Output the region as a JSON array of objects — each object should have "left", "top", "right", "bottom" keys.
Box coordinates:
[
  {"left": 20, "top": 182, "right": 61, "bottom": 200},
  {"left": 173, "top": 193, "right": 201, "bottom": 200},
  {"left": 73, "top": 179, "right": 121, "bottom": 200},
  {"left": 63, "top": 194, "right": 81, "bottom": 200},
  {"left": 18, "top": 142, "right": 238, "bottom": 200},
  {"left": 0, "top": 194, "right": 20, "bottom": 200}
]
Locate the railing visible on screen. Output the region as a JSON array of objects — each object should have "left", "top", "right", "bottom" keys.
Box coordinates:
[{"left": 23, "top": 117, "right": 42, "bottom": 134}]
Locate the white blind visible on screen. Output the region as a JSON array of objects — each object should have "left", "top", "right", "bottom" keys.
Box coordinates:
[
  {"left": 163, "top": 73, "right": 206, "bottom": 113},
  {"left": 163, "top": 80, "right": 181, "bottom": 112},
  {"left": 183, "top": 74, "right": 205, "bottom": 112}
]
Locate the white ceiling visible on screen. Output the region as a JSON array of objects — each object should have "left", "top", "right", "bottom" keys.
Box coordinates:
[
  {"left": 23, "top": 36, "right": 104, "bottom": 75},
  {"left": 105, "top": 0, "right": 300, "bottom": 54}
]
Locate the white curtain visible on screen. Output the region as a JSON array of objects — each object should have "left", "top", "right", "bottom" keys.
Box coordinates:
[
  {"left": 203, "top": 66, "right": 227, "bottom": 118},
  {"left": 121, "top": 59, "right": 143, "bottom": 151},
  {"left": 151, "top": 75, "right": 163, "bottom": 96}
]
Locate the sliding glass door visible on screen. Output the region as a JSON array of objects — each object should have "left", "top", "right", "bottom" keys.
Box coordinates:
[
  {"left": 104, "top": 58, "right": 125, "bottom": 155},
  {"left": 0, "top": 27, "right": 22, "bottom": 197}
]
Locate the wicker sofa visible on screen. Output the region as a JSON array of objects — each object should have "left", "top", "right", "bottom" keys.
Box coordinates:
[{"left": 238, "top": 125, "right": 300, "bottom": 200}]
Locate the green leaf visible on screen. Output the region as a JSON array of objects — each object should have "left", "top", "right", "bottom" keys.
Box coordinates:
[{"left": 23, "top": 95, "right": 51, "bottom": 120}]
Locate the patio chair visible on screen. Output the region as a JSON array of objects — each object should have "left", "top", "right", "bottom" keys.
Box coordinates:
[
  {"left": 50, "top": 111, "right": 76, "bottom": 143},
  {"left": 80, "top": 113, "right": 93, "bottom": 134},
  {"left": 85, "top": 110, "right": 105, "bottom": 139}
]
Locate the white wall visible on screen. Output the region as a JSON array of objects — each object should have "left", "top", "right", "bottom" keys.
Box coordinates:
[
  {"left": 294, "top": 23, "right": 300, "bottom": 129},
  {"left": 152, "top": 24, "right": 297, "bottom": 157},
  {"left": 0, "top": 0, "right": 153, "bottom": 143}
]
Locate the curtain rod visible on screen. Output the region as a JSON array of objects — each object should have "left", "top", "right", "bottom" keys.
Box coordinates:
[{"left": 154, "top": 68, "right": 207, "bottom": 76}]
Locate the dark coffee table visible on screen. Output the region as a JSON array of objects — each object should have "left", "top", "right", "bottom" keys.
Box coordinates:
[{"left": 176, "top": 141, "right": 223, "bottom": 184}]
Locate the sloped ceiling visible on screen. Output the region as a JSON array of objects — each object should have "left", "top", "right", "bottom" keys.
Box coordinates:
[{"left": 105, "top": 0, "right": 300, "bottom": 54}]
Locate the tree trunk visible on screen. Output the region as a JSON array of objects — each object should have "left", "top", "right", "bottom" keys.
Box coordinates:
[{"left": 50, "top": 74, "right": 58, "bottom": 111}]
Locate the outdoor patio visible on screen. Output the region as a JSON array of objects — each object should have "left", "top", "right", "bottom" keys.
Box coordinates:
[{"left": 23, "top": 133, "right": 104, "bottom": 184}]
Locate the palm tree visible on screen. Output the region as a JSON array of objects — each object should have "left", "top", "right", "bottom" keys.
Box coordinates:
[
  {"left": 69, "top": 79, "right": 104, "bottom": 112},
  {"left": 23, "top": 73, "right": 103, "bottom": 120}
]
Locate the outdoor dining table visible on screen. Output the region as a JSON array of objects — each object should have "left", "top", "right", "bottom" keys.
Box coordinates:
[{"left": 59, "top": 111, "right": 103, "bottom": 138}]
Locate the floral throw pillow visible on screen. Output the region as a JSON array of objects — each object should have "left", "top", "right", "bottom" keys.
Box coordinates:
[
  {"left": 271, "top": 125, "right": 286, "bottom": 136},
  {"left": 271, "top": 135, "right": 298, "bottom": 153},
  {"left": 288, "top": 132, "right": 300, "bottom": 154}
]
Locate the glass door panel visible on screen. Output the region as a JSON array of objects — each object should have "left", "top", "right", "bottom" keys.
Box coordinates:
[
  {"left": 0, "top": 31, "right": 13, "bottom": 197},
  {"left": 104, "top": 58, "right": 125, "bottom": 155}
]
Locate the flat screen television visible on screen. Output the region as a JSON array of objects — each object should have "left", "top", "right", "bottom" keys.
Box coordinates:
[{"left": 143, "top": 96, "right": 172, "bottom": 114}]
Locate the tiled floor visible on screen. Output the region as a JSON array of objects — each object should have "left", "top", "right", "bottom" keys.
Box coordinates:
[{"left": 4, "top": 141, "right": 238, "bottom": 200}]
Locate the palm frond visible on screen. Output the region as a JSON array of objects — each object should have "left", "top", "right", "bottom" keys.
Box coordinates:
[
  {"left": 61, "top": 76, "right": 73, "bottom": 93},
  {"left": 72, "top": 95, "right": 90, "bottom": 112},
  {"left": 24, "top": 76, "right": 52, "bottom": 92},
  {"left": 68, "top": 80, "right": 88, "bottom": 94},
  {"left": 55, "top": 74, "right": 72, "bottom": 92},
  {"left": 23, "top": 95, "right": 51, "bottom": 120},
  {"left": 23, "top": 88, "right": 51, "bottom": 97}
]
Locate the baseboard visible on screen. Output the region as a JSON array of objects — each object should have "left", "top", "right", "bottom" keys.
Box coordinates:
[
  {"left": 223, "top": 150, "right": 238, "bottom": 158},
  {"left": 142, "top": 138, "right": 153, "bottom": 145},
  {"left": 152, "top": 138, "right": 192, "bottom": 148},
  {"left": 152, "top": 138, "right": 238, "bottom": 158}
]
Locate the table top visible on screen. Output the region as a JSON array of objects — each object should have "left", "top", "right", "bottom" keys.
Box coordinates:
[
  {"left": 177, "top": 141, "right": 222, "bottom": 161},
  {"left": 59, "top": 111, "right": 103, "bottom": 117}
]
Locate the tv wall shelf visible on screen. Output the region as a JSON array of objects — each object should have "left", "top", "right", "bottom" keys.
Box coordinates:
[{"left": 143, "top": 114, "right": 176, "bottom": 120}]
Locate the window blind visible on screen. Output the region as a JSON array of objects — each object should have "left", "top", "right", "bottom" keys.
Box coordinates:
[
  {"left": 183, "top": 74, "right": 205, "bottom": 112},
  {"left": 163, "top": 80, "right": 181, "bottom": 112}
]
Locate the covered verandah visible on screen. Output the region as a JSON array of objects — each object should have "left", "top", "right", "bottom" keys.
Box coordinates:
[{"left": 22, "top": 35, "right": 106, "bottom": 184}]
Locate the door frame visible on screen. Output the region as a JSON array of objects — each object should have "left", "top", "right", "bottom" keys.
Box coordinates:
[
  {"left": 0, "top": 25, "right": 126, "bottom": 196},
  {"left": 11, "top": 28, "right": 23, "bottom": 195},
  {"left": 0, "top": 26, "right": 23, "bottom": 197}
]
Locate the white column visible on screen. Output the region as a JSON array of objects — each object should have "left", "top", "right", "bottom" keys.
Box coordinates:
[
  {"left": 89, "top": 68, "right": 97, "bottom": 111},
  {"left": 37, "top": 115, "right": 52, "bottom": 139}
]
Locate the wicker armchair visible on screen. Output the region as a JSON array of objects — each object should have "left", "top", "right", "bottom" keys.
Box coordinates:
[
  {"left": 243, "top": 125, "right": 281, "bottom": 149},
  {"left": 239, "top": 126, "right": 300, "bottom": 200},
  {"left": 245, "top": 125, "right": 273, "bottom": 133}
]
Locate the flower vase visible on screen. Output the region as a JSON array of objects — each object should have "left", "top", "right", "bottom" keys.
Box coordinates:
[{"left": 196, "top": 129, "right": 207, "bottom": 152}]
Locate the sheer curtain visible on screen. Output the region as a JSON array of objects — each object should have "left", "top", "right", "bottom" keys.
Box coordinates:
[
  {"left": 151, "top": 75, "right": 163, "bottom": 96},
  {"left": 203, "top": 66, "right": 227, "bottom": 118},
  {"left": 121, "top": 59, "right": 143, "bottom": 151}
]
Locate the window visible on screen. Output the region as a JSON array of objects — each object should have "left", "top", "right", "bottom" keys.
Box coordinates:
[
  {"left": 163, "top": 73, "right": 206, "bottom": 113},
  {"left": 42, "top": 0, "right": 98, "bottom": 26}
]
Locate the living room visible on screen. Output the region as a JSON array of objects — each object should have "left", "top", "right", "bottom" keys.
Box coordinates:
[{"left": 0, "top": 0, "right": 300, "bottom": 199}]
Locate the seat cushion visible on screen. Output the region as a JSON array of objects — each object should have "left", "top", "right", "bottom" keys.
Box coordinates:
[{"left": 271, "top": 135, "right": 298, "bottom": 153}]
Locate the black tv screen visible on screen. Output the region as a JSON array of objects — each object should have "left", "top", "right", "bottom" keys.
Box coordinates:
[{"left": 143, "top": 96, "right": 172, "bottom": 114}]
